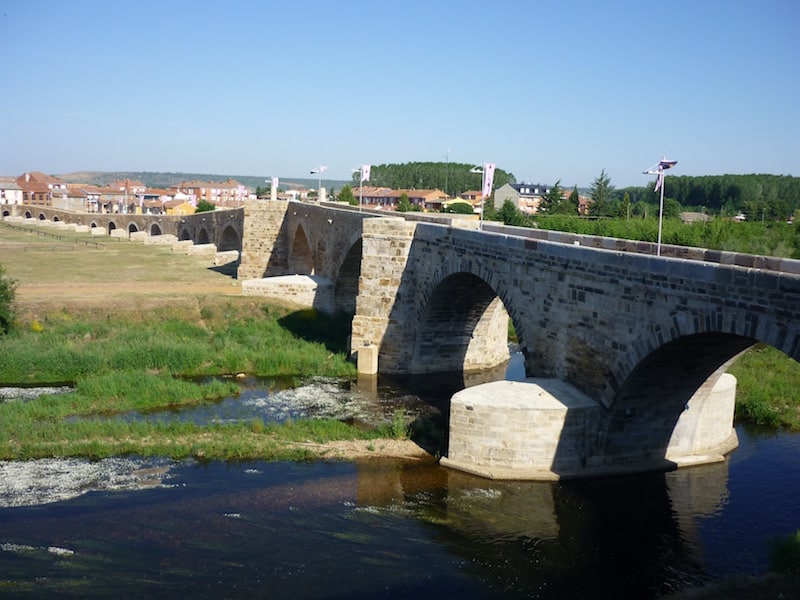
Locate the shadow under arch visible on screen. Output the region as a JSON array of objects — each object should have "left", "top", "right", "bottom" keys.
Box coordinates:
[
  {"left": 288, "top": 223, "right": 314, "bottom": 275},
  {"left": 409, "top": 272, "right": 513, "bottom": 375},
  {"left": 218, "top": 224, "right": 240, "bottom": 252},
  {"left": 592, "top": 332, "right": 757, "bottom": 470},
  {"left": 333, "top": 238, "right": 362, "bottom": 314},
  {"left": 150, "top": 223, "right": 162, "bottom": 236}
]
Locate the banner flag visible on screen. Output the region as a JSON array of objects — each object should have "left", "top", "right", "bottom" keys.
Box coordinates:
[
  {"left": 482, "top": 163, "right": 496, "bottom": 198},
  {"left": 272, "top": 176, "right": 279, "bottom": 188},
  {"left": 361, "top": 164, "right": 371, "bottom": 182}
]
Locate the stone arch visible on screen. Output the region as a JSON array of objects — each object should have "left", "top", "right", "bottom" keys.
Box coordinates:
[
  {"left": 409, "top": 272, "right": 512, "bottom": 374},
  {"left": 38, "top": 213, "right": 46, "bottom": 220},
  {"left": 128, "top": 222, "right": 139, "bottom": 233},
  {"left": 598, "top": 332, "right": 756, "bottom": 470},
  {"left": 288, "top": 224, "right": 314, "bottom": 275},
  {"left": 24, "top": 211, "right": 32, "bottom": 219},
  {"left": 333, "top": 238, "right": 362, "bottom": 315},
  {"left": 1, "top": 209, "right": 8, "bottom": 217},
  {"left": 197, "top": 228, "right": 210, "bottom": 244},
  {"left": 150, "top": 223, "right": 162, "bottom": 236},
  {"left": 179, "top": 227, "right": 192, "bottom": 241},
  {"left": 108, "top": 221, "right": 117, "bottom": 231},
  {"left": 52, "top": 215, "right": 60, "bottom": 222},
  {"left": 218, "top": 224, "right": 240, "bottom": 252}
]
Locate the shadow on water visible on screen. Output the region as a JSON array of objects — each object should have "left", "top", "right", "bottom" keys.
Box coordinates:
[{"left": 0, "top": 445, "right": 736, "bottom": 598}]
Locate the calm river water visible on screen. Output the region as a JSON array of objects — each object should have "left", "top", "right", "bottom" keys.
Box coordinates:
[{"left": 1, "top": 359, "right": 799, "bottom": 599}]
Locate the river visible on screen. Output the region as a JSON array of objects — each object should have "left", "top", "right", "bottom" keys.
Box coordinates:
[{"left": 1, "top": 362, "right": 798, "bottom": 598}]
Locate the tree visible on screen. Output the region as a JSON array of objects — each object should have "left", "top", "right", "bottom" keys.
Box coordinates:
[
  {"left": 339, "top": 185, "right": 356, "bottom": 206},
  {"left": 589, "top": 169, "right": 615, "bottom": 217},
  {"left": 195, "top": 200, "right": 216, "bottom": 213},
  {"left": 0, "top": 266, "right": 15, "bottom": 335},
  {"left": 397, "top": 193, "right": 411, "bottom": 212},
  {"left": 540, "top": 179, "right": 563, "bottom": 214},
  {"left": 619, "top": 192, "right": 631, "bottom": 219},
  {"left": 498, "top": 199, "right": 527, "bottom": 226}
]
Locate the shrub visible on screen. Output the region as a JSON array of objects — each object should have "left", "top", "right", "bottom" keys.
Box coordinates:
[
  {"left": 0, "top": 265, "right": 15, "bottom": 334},
  {"left": 768, "top": 530, "right": 800, "bottom": 575}
]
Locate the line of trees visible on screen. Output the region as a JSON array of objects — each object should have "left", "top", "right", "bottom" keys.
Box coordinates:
[{"left": 350, "top": 162, "right": 515, "bottom": 196}]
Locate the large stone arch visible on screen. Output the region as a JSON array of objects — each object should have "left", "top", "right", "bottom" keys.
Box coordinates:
[
  {"left": 597, "top": 332, "right": 755, "bottom": 468},
  {"left": 409, "top": 272, "right": 512, "bottom": 374},
  {"left": 179, "top": 226, "right": 192, "bottom": 241},
  {"left": 218, "top": 224, "right": 240, "bottom": 252},
  {"left": 150, "top": 223, "right": 162, "bottom": 236},
  {"left": 197, "top": 228, "right": 210, "bottom": 244},
  {"left": 288, "top": 223, "right": 314, "bottom": 275},
  {"left": 128, "top": 222, "right": 139, "bottom": 233}
]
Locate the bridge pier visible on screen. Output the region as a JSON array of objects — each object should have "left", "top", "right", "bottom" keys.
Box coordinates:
[{"left": 441, "top": 373, "right": 739, "bottom": 480}]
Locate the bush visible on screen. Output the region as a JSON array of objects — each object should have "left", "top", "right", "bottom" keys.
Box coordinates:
[
  {"left": 0, "top": 265, "right": 15, "bottom": 334},
  {"left": 768, "top": 530, "right": 800, "bottom": 575}
]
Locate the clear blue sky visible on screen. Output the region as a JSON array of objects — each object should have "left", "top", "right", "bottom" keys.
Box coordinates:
[{"left": 1, "top": 0, "right": 797, "bottom": 188}]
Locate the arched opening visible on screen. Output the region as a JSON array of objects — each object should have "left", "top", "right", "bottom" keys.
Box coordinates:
[
  {"left": 150, "top": 223, "right": 162, "bottom": 236},
  {"left": 288, "top": 225, "right": 313, "bottom": 275},
  {"left": 600, "top": 333, "right": 757, "bottom": 467},
  {"left": 38, "top": 213, "right": 46, "bottom": 220},
  {"left": 1, "top": 210, "right": 8, "bottom": 217},
  {"left": 198, "top": 228, "right": 210, "bottom": 245},
  {"left": 411, "top": 273, "right": 511, "bottom": 374},
  {"left": 218, "top": 225, "right": 240, "bottom": 252},
  {"left": 24, "top": 211, "right": 32, "bottom": 219},
  {"left": 128, "top": 223, "right": 138, "bottom": 233},
  {"left": 333, "top": 239, "right": 362, "bottom": 315},
  {"left": 179, "top": 227, "right": 191, "bottom": 241},
  {"left": 108, "top": 221, "right": 117, "bottom": 231},
  {"left": 52, "top": 216, "right": 60, "bottom": 222}
]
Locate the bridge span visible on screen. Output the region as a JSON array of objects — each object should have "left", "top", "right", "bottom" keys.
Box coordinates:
[{"left": 240, "top": 199, "right": 800, "bottom": 479}]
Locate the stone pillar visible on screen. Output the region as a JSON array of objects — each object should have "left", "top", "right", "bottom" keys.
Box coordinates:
[
  {"left": 238, "top": 200, "right": 290, "bottom": 280},
  {"left": 350, "top": 217, "right": 417, "bottom": 373}
]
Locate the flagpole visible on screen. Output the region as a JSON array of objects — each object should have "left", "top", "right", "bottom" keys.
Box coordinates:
[
  {"left": 643, "top": 157, "right": 677, "bottom": 257},
  {"left": 656, "top": 166, "right": 665, "bottom": 256}
]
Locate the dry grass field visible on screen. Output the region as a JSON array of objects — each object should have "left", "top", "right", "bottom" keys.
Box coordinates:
[{"left": 0, "top": 222, "right": 242, "bottom": 318}]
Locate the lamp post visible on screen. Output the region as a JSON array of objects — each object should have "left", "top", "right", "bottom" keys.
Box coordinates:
[
  {"left": 643, "top": 157, "right": 677, "bottom": 256},
  {"left": 310, "top": 165, "right": 327, "bottom": 202}
]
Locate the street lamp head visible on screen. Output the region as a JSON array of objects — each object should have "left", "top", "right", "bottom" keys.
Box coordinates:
[{"left": 469, "top": 167, "right": 483, "bottom": 174}]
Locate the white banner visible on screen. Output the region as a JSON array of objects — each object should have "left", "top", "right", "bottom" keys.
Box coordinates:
[
  {"left": 361, "top": 164, "right": 371, "bottom": 182},
  {"left": 482, "top": 163, "right": 496, "bottom": 198}
]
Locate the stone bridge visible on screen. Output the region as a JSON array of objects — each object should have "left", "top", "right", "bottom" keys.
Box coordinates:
[
  {"left": 1, "top": 204, "right": 244, "bottom": 251},
  {"left": 240, "top": 199, "right": 800, "bottom": 479}
]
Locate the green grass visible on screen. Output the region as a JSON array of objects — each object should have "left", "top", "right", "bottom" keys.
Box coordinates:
[{"left": 729, "top": 344, "right": 800, "bottom": 429}]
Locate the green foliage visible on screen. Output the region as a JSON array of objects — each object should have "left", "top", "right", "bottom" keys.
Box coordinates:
[
  {"left": 338, "top": 185, "right": 356, "bottom": 206},
  {"left": 351, "top": 161, "right": 515, "bottom": 196},
  {"left": 768, "top": 530, "right": 800, "bottom": 575},
  {"left": 195, "top": 199, "right": 216, "bottom": 213},
  {"left": 397, "top": 192, "right": 411, "bottom": 212},
  {"left": 532, "top": 215, "right": 800, "bottom": 258},
  {"left": 0, "top": 265, "right": 16, "bottom": 334},
  {"left": 444, "top": 200, "right": 474, "bottom": 214},
  {"left": 619, "top": 174, "right": 800, "bottom": 220},
  {"left": 495, "top": 199, "right": 530, "bottom": 227},
  {"left": 729, "top": 344, "right": 800, "bottom": 429},
  {"left": 0, "top": 301, "right": 356, "bottom": 385},
  {"left": 589, "top": 169, "right": 615, "bottom": 216}
]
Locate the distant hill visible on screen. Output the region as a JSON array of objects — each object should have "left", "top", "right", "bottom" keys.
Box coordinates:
[{"left": 56, "top": 171, "right": 350, "bottom": 191}]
